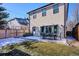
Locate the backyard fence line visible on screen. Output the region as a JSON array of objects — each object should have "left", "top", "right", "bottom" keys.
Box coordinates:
[{"left": 0, "top": 29, "right": 29, "bottom": 39}]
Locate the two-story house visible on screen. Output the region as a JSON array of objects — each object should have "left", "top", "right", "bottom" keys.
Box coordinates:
[
  {"left": 27, "top": 3, "right": 68, "bottom": 38},
  {"left": 8, "top": 18, "right": 29, "bottom": 29}
]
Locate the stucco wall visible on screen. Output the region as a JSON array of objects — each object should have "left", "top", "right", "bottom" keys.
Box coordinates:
[{"left": 30, "top": 4, "right": 65, "bottom": 33}]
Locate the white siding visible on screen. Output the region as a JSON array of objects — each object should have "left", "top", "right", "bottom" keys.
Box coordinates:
[{"left": 8, "top": 19, "right": 28, "bottom": 29}]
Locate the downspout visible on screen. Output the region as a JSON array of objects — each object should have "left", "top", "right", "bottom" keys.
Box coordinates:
[
  {"left": 28, "top": 14, "right": 30, "bottom": 33},
  {"left": 64, "top": 3, "right": 69, "bottom": 38},
  {"left": 65, "top": 3, "right": 70, "bottom": 46}
]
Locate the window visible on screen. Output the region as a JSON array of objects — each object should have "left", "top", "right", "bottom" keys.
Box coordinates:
[
  {"left": 42, "top": 9, "right": 46, "bottom": 16},
  {"left": 41, "top": 26, "right": 52, "bottom": 34},
  {"left": 49, "top": 26, "right": 52, "bottom": 33},
  {"left": 54, "top": 25, "right": 59, "bottom": 34},
  {"left": 33, "top": 14, "right": 37, "bottom": 19},
  {"left": 51, "top": 26, "right": 54, "bottom": 33},
  {"left": 32, "top": 27, "right": 36, "bottom": 31},
  {"left": 46, "top": 26, "right": 49, "bottom": 33},
  {"left": 53, "top": 4, "right": 59, "bottom": 14},
  {"left": 41, "top": 26, "right": 44, "bottom": 33}
]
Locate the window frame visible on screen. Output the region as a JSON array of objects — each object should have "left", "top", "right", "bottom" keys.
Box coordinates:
[
  {"left": 33, "top": 13, "right": 37, "bottom": 19},
  {"left": 53, "top": 4, "right": 59, "bottom": 14},
  {"left": 42, "top": 9, "right": 46, "bottom": 16}
]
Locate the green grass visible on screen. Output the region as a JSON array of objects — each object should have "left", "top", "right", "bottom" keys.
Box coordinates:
[
  {"left": 14, "top": 41, "right": 79, "bottom": 56},
  {"left": 27, "top": 42, "right": 79, "bottom": 56},
  {"left": 1, "top": 41, "right": 79, "bottom": 56}
]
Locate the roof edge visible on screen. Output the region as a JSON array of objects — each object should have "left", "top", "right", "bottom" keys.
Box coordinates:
[{"left": 27, "top": 3, "right": 54, "bottom": 14}]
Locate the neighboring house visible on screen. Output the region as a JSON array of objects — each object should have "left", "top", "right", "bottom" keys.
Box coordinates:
[
  {"left": 72, "top": 23, "right": 79, "bottom": 40},
  {"left": 7, "top": 18, "right": 29, "bottom": 29},
  {"left": 27, "top": 3, "right": 68, "bottom": 38}
]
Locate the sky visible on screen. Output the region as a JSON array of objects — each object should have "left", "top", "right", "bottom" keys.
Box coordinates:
[{"left": 2, "top": 3, "right": 77, "bottom": 21}]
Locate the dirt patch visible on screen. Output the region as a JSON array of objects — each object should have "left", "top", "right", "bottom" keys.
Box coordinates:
[{"left": 70, "top": 41, "right": 79, "bottom": 48}]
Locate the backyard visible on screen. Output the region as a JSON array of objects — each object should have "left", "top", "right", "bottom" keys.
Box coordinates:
[{"left": 0, "top": 39, "right": 79, "bottom": 56}]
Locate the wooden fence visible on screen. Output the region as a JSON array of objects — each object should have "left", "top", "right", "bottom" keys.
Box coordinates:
[
  {"left": 0, "top": 29, "right": 29, "bottom": 39},
  {"left": 75, "top": 25, "right": 79, "bottom": 40},
  {"left": 73, "top": 23, "right": 79, "bottom": 40}
]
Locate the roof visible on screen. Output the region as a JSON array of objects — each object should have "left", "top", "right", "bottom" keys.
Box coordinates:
[
  {"left": 27, "top": 3, "right": 54, "bottom": 14},
  {"left": 76, "top": 23, "right": 79, "bottom": 27},
  {"left": 8, "top": 18, "right": 28, "bottom": 25}
]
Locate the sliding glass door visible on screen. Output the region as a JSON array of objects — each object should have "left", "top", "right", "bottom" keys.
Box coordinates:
[
  {"left": 54, "top": 25, "right": 59, "bottom": 35},
  {"left": 40, "top": 25, "right": 59, "bottom": 36}
]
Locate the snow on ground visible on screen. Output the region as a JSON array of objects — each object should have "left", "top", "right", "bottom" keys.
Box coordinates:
[
  {"left": 21, "top": 36, "right": 42, "bottom": 41},
  {"left": 0, "top": 38, "right": 25, "bottom": 47},
  {"left": 66, "top": 36, "right": 75, "bottom": 40},
  {"left": 0, "top": 36, "right": 41, "bottom": 47},
  {"left": 0, "top": 36, "right": 75, "bottom": 47}
]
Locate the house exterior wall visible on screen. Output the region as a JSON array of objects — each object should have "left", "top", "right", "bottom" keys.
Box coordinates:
[
  {"left": 28, "top": 3, "right": 68, "bottom": 37},
  {"left": 8, "top": 19, "right": 28, "bottom": 29}
]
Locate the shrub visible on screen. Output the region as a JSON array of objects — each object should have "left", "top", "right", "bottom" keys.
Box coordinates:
[
  {"left": 66, "top": 31, "right": 72, "bottom": 37},
  {"left": 23, "top": 33, "right": 33, "bottom": 37}
]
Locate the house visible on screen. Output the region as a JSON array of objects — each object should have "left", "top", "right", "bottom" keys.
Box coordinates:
[
  {"left": 27, "top": 3, "right": 68, "bottom": 38},
  {"left": 7, "top": 18, "right": 29, "bottom": 29}
]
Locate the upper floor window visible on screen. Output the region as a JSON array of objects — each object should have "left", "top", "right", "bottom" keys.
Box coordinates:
[
  {"left": 33, "top": 14, "right": 37, "bottom": 19},
  {"left": 53, "top": 4, "right": 59, "bottom": 14},
  {"left": 42, "top": 9, "right": 46, "bottom": 16}
]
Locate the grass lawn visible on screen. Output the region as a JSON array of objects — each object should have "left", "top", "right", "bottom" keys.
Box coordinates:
[{"left": 1, "top": 41, "right": 79, "bottom": 56}]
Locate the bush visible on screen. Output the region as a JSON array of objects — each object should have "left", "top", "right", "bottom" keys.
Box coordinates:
[
  {"left": 66, "top": 31, "right": 72, "bottom": 37},
  {"left": 23, "top": 33, "right": 33, "bottom": 37}
]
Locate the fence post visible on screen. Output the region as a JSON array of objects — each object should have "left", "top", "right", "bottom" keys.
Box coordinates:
[
  {"left": 5, "top": 29, "right": 7, "bottom": 38},
  {"left": 16, "top": 29, "right": 17, "bottom": 37},
  {"left": 23, "top": 29, "right": 25, "bottom": 34}
]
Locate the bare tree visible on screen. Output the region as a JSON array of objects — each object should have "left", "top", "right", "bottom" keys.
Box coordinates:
[
  {"left": 72, "top": 4, "right": 79, "bottom": 25},
  {"left": 66, "top": 4, "right": 79, "bottom": 46},
  {"left": 66, "top": 20, "right": 75, "bottom": 31},
  {"left": 67, "top": 4, "right": 79, "bottom": 31}
]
